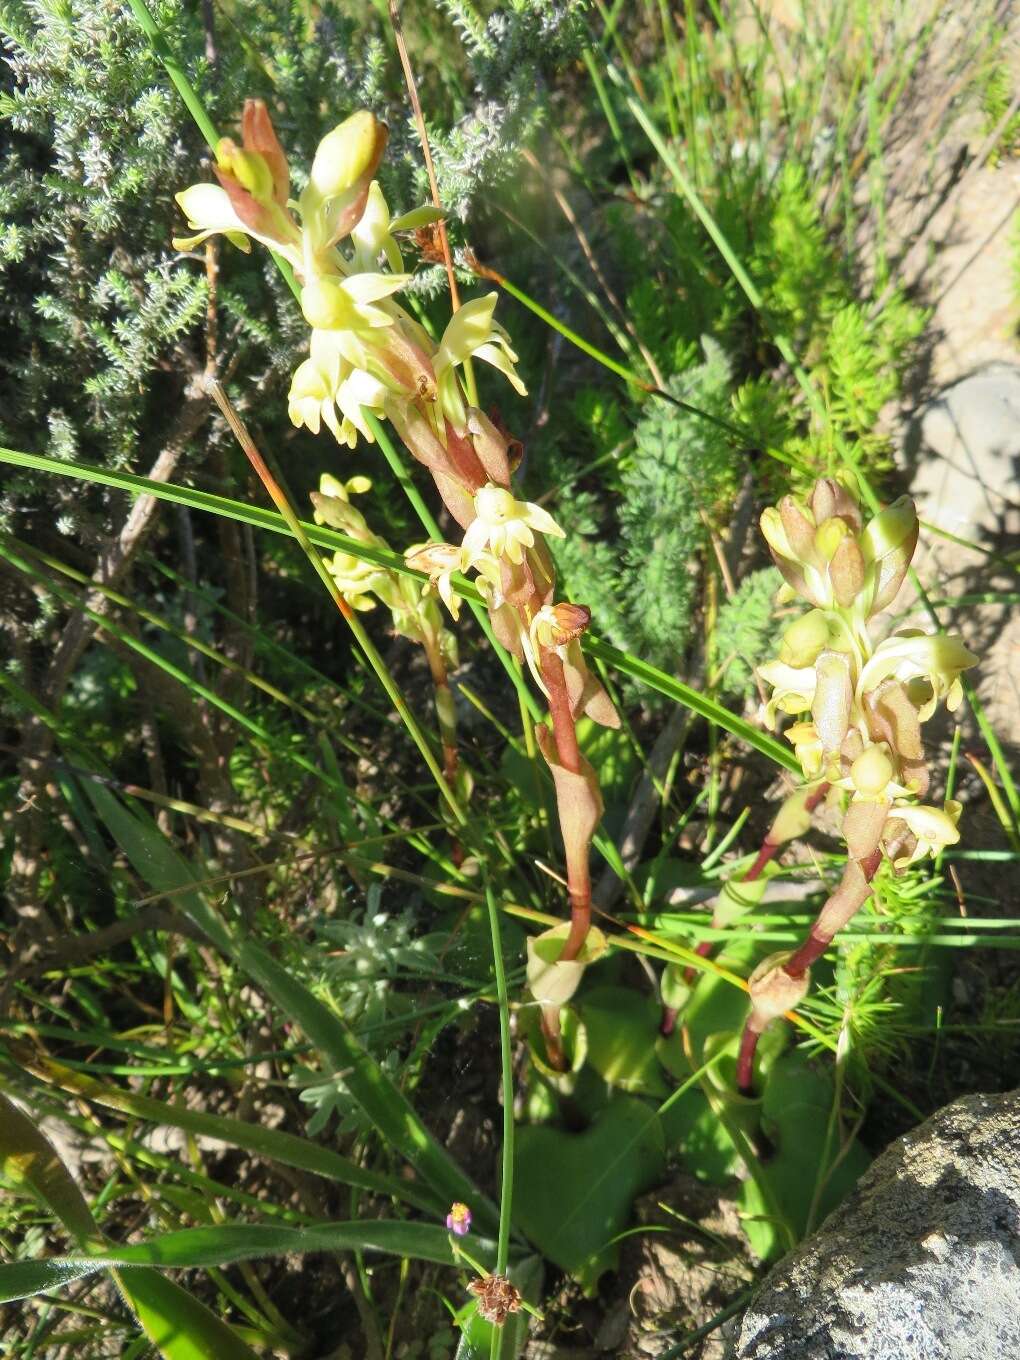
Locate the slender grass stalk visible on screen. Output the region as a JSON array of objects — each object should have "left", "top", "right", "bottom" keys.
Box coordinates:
[
  {"left": 123, "top": 0, "right": 218, "bottom": 150},
  {"left": 467, "top": 259, "right": 804, "bottom": 468},
  {"left": 206, "top": 380, "right": 468, "bottom": 832},
  {"left": 0, "top": 445, "right": 798, "bottom": 772},
  {"left": 483, "top": 881, "right": 514, "bottom": 1325}
]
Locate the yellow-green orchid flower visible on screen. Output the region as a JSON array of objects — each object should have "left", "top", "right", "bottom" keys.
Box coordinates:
[
  {"left": 461, "top": 484, "right": 564, "bottom": 568},
  {"left": 857, "top": 630, "right": 978, "bottom": 720},
  {"left": 885, "top": 800, "right": 962, "bottom": 866},
  {"left": 433, "top": 294, "right": 527, "bottom": 428}
]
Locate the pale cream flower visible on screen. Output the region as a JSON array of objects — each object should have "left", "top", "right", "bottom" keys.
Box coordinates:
[
  {"left": 433, "top": 294, "right": 527, "bottom": 427},
  {"left": 758, "top": 658, "right": 818, "bottom": 727},
  {"left": 885, "top": 800, "right": 962, "bottom": 866},
  {"left": 857, "top": 631, "right": 978, "bottom": 720},
  {"left": 405, "top": 541, "right": 464, "bottom": 620},
  {"left": 461, "top": 484, "right": 564, "bottom": 567}
]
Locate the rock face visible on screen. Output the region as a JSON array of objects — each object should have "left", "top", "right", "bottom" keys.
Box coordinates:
[
  {"left": 726, "top": 1090, "right": 1020, "bottom": 1360},
  {"left": 908, "top": 363, "right": 1020, "bottom": 541}
]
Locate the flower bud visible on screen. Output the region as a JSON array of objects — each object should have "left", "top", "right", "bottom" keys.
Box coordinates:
[
  {"left": 767, "top": 785, "right": 815, "bottom": 846},
  {"left": 779, "top": 609, "right": 830, "bottom": 667},
  {"left": 747, "top": 952, "right": 810, "bottom": 1030},
  {"left": 778, "top": 496, "right": 817, "bottom": 562},
  {"left": 813, "top": 515, "right": 849, "bottom": 563},
  {"left": 310, "top": 111, "right": 387, "bottom": 201},
  {"left": 217, "top": 139, "right": 275, "bottom": 202},
  {"left": 861, "top": 496, "right": 919, "bottom": 614},
  {"left": 829, "top": 533, "right": 866, "bottom": 607},
  {"left": 810, "top": 477, "right": 863, "bottom": 531},
  {"left": 850, "top": 744, "right": 894, "bottom": 798},
  {"left": 811, "top": 650, "right": 852, "bottom": 754},
  {"left": 241, "top": 99, "right": 290, "bottom": 204}
]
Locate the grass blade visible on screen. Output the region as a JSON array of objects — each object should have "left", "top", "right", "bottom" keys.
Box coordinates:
[
  {"left": 17, "top": 1055, "right": 444, "bottom": 1215},
  {"left": 0, "top": 1221, "right": 494, "bottom": 1303}
]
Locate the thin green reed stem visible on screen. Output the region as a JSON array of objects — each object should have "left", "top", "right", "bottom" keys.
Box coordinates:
[
  {"left": 621, "top": 78, "right": 834, "bottom": 437},
  {"left": 124, "top": 0, "right": 219, "bottom": 151},
  {"left": 208, "top": 382, "right": 468, "bottom": 831},
  {"left": 474, "top": 266, "right": 802, "bottom": 468},
  {"left": 484, "top": 881, "right": 514, "bottom": 1288}
]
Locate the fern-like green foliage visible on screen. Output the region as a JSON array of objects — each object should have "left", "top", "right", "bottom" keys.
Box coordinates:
[
  {"left": 979, "top": 51, "right": 1020, "bottom": 162},
  {"left": 713, "top": 567, "right": 781, "bottom": 699},
  {"left": 551, "top": 341, "right": 738, "bottom": 683}
]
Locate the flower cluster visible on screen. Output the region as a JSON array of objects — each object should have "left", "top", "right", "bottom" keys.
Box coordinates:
[
  {"left": 174, "top": 102, "right": 524, "bottom": 454},
  {"left": 737, "top": 478, "right": 977, "bottom": 1080},
  {"left": 312, "top": 474, "right": 457, "bottom": 668}
]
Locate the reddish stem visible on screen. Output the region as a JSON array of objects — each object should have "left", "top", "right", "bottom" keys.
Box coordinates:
[
  {"left": 736, "top": 1025, "right": 761, "bottom": 1094},
  {"left": 540, "top": 650, "right": 591, "bottom": 963},
  {"left": 540, "top": 651, "right": 582, "bottom": 774},
  {"left": 540, "top": 1004, "right": 566, "bottom": 1072},
  {"left": 660, "top": 1005, "right": 679, "bottom": 1037},
  {"left": 783, "top": 847, "right": 883, "bottom": 977}
]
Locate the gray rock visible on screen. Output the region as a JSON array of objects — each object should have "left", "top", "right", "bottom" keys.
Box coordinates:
[
  {"left": 908, "top": 363, "right": 1020, "bottom": 541},
  {"left": 725, "top": 1090, "right": 1020, "bottom": 1360}
]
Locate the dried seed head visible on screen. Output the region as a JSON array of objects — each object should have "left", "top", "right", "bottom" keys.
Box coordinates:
[{"left": 468, "top": 1274, "right": 523, "bottom": 1326}]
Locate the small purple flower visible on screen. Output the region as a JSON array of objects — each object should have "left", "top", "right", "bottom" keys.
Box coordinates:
[{"left": 446, "top": 1202, "right": 472, "bottom": 1236}]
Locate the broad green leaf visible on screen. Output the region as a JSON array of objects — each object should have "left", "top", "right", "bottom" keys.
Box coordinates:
[
  {"left": 114, "top": 1270, "right": 264, "bottom": 1360},
  {"left": 513, "top": 1097, "right": 665, "bottom": 1292},
  {"left": 0, "top": 1091, "right": 102, "bottom": 1247},
  {"left": 0, "top": 1221, "right": 493, "bottom": 1303},
  {"left": 577, "top": 986, "right": 670, "bottom": 1097}
]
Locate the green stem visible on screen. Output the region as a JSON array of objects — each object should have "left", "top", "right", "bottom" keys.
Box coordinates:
[
  {"left": 484, "top": 881, "right": 514, "bottom": 1281},
  {"left": 124, "top": 0, "right": 219, "bottom": 151},
  {"left": 208, "top": 382, "right": 468, "bottom": 831}
]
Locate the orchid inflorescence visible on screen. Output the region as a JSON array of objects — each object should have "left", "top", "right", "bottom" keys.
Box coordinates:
[
  {"left": 175, "top": 102, "right": 618, "bottom": 1052},
  {"left": 732, "top": 477, "right": 977, "bottom": 1089}
]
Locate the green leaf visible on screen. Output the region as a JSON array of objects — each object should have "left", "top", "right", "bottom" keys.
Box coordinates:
[
  {"left": 743, "top": 1049, "right": 871, "bottom": 1259},
  {"left": 577, "top": 986, "right": 670, "bottom": 1097},
  {"left": 0, "top": 1091, "right": 261, "bottom": 1358},
  {"left": 0, "top": 1221, "right": 488, "bottom": 1303},
  {"left": 513, "top": 1097, "right": 665, "bottom": 1292},
  {"left": 113, "top": 1271, "right": 265, "bottom": 1360},
  {"left": 26, "top": 1054, "right": 444, "bottom": 1216}
]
